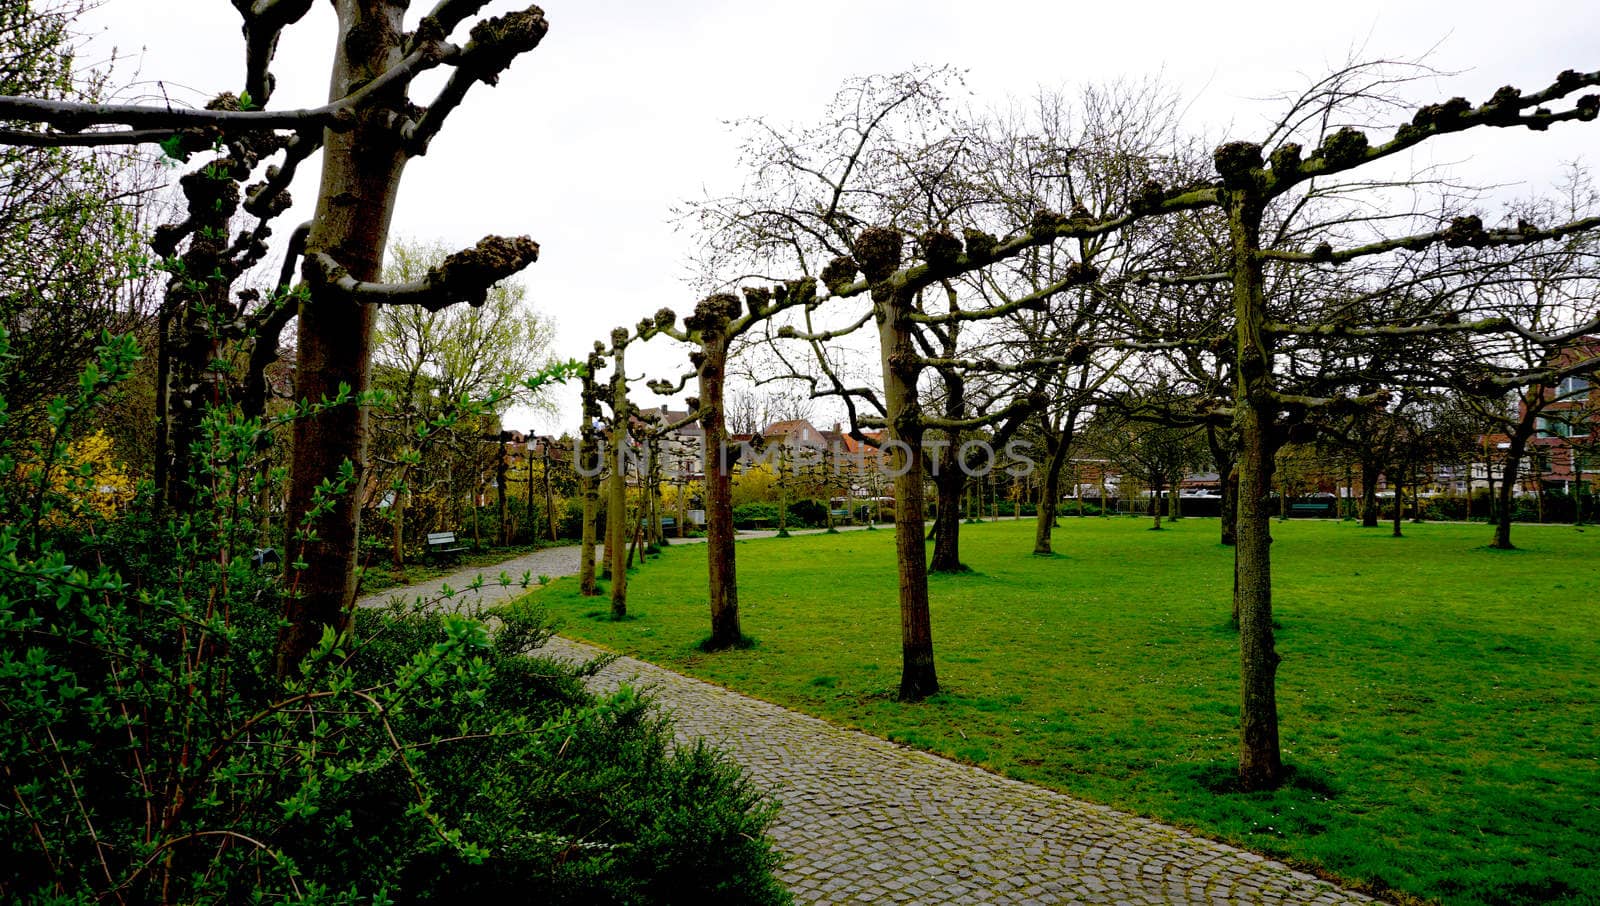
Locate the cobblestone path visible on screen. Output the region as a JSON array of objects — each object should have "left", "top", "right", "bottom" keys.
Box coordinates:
[
  {"left": 354, "top": 544, "right": 584, "bottom": 611},
  {"left": 368, "top": 544, "right": 1380, "bottom": 905}
]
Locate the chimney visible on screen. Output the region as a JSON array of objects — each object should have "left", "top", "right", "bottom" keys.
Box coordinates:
[{"left": 833, "top": 422, "right": 842, "bottom": 433}]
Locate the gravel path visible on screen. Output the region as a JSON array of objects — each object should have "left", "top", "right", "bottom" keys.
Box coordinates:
[{"left": 364, "top": 539, "right": 1379, "bottom": 905}]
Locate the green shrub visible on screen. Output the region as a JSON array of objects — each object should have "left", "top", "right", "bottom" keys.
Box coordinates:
[
  {"left": 732, "top": 502, "right": 780, "bottom": 529},
  {"left": 561, "top": 496, "right": 586, "bottom": 538},
  {"left": 787, "top": 498, "right": 827, "bottom": 527},
  {"left": 0, "top": 331, "right": 789, "bottom": 905}
]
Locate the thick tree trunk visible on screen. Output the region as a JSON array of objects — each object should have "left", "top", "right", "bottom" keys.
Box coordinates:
[
  {"left": 697, "top": 324, "right": 742, "bottom": 649},
  {"left": 1234, "top": 397, "right": 1282, "bottom": 789},
  {"left": 929, "top": 459, "right": 965, "bottom": 571},
  {"left": 1360, "top": 462, "right": 1381, "bottom": 528},
  {"left": 607, "top": 395, "right": 629, "bottom": 619},
  {"left": 1492, "top": 432, "right": 1529, "bottom": 550},
  {"left": 279, "top": 1, "right": 406, "bottom": 674},
  {"left": 578, "top": 467, "right": 599, "bottom": 594},
  {"left": 1227, "top": 182, "right": 1283, "bottom": 791},
  {"left": 1209, "top": 423, "right": 1236, "bottom": 546},
  {"left": 1220, "top": 463, "right": 1239, "bottom": 546},
  {"left": 879, "top": 284, "right": 936, "bottom": 701},
  {"left": 1034, "top": 429, "right": 1070, "bottom": 555}
]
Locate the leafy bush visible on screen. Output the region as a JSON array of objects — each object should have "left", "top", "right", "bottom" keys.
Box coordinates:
[
  {"left": 732, "top": 502, "right": 779, "bottom": 529},
  {"left": 0, "top": 331, "right": 789, "bottom": 905},
  {"left": 561, "top": 495, "right": 586, "bottom": 539},
  {"left": 786, "top": 498, "right": 827, "bottom": 527}
]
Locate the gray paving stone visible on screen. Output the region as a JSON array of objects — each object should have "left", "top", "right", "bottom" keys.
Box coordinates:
[{"left": 376, "top": 543, "right": 1383, "bottom": 905}]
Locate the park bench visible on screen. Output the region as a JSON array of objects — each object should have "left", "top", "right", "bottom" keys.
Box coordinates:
[
  {"left": 660, "top": 516, "right": 676, "bottom": 531},
  {"left": 426, "top": 531, "right": 468, "bottom": 561},
  {"left": 1290, "top": 502, "right": 1330, "bottom": 516}
]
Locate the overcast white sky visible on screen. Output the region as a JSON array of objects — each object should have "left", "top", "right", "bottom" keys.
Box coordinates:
[{"left": 81, "top": 1, "right": 1598, "bottom": 434}]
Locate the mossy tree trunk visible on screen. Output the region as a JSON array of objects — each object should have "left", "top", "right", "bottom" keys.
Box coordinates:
[
  {"left": 1033, "top": 425, "right": 1071, "bottom": 555},
  {"left": 279, "top": 1, "right": 406, "bottom": 674},
  {"left": 578, "top": 352, "right": 605, "bottom": 596},
  {"left": 1493, "top": 424, "right": 1532, "bottom": 550},
  {"left": 694, "top": 301, "right": 743, "bottom": 649},
  {"left": 1225, "top": 180, "right": 1284, "bottom": 792},
  {"left": 607, "top": 333, "right": 631, "bottom": 619},
  {"left": 1360, "top": 462, "right": 1381, "bottom": 528},
  {"left": 929, "top": 455, "right": 965, "bottom": 571},
  {"left": 1208, "top": 424, "right": 1237, "bottom": 546},
  {"left": 877, "top": 281, "right": 937, "bottom": 701},
  {"left": 578, "top": 469, "right": 599, "bottom": 593}
]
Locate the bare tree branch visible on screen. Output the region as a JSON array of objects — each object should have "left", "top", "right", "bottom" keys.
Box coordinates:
[{"left": 307, "top": 235, "right": 538, "bottom": 310}]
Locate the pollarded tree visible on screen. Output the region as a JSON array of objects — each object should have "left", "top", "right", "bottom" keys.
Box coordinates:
[
  {"left": 697, "top": 59, "right": 1600, "bottom": 781},
  {"left": 1, "top": 1, "right": 553, "bottom": 672},
  {"left": 822, "top": 63, "right": 1600, "bottom": 783},
  {"left": 1171, "top": 66, "right": 1600, "bottom": 788},
  {"left": 652, "top": 286, "right": 815, "bottom": 649},
  {"left": 694, "top": 70, "right": 1120, "bottom": 694},
  {"left": 577, "top": 342, "right": 607, "bottom": 596},
  {"left": 585, "top": 311, "right": 678, "bottom": 618}
]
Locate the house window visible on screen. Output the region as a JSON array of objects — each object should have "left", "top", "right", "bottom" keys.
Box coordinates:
[
  {"left": 1557, "top": 375, "right": 1591, "bottom": 398},
  {"left": 1537, "top": 416, "right": 1572, "bottom": 438}
]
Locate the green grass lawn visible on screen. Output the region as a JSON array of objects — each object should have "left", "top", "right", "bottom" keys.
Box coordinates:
[{"left": 530, "top": 517, "right": 1600, "bottom": 905}]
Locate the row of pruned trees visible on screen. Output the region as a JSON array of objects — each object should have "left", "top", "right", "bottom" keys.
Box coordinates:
[{"left": 585, "top": 64, "right": 1600, "bottom": 792}]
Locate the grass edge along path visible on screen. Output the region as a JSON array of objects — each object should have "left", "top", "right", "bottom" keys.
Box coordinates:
[{"left": 525, "top": 518, "right": 1599, "bottom": 906}]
